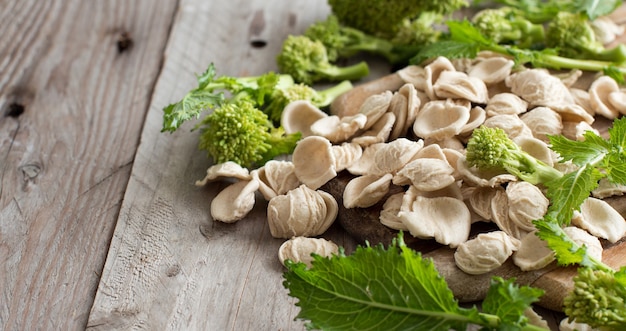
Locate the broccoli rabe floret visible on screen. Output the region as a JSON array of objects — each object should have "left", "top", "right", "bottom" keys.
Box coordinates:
[
  {"left": 276, "top": 35, "right": 369, "bottom": 85},
  {"left": 197, "top": 99, "right": 301, "bottom": 168},
  {"left": 264, "top": 80, "right": 353, "bottom": 123},
  {"left": 563, "top": 267, "right": 626, "bottom": 330},
  {"left": 472, "top": 7, "right": 545, "bottom": 48},
  {"left": 546, "top": 12, "right": 626, "bottom": 64},
  {"left": 327, "top": 0, "right": 468, "bottom": 38},
  {"left": 465, "top": 126, "right": 563, "bottom": 185},
  {"left": 392, "top": 12, "right": 444, "bottom": 46}
]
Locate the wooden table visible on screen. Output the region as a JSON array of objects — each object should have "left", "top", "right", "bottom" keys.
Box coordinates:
[
  {"left": 1, "top": 1, "right": 624, "bottom": 330},
  {"left": 1, "top": 0, "right": 341, "bottom": 329}
]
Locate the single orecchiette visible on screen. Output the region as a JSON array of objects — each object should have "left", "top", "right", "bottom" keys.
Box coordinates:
[
  {"left": 211, "top": 179, "right": 260, "bottom": 223},
  {"left": 292, "top": 136, "right": 337, "bottom": 190},
  {"left": 351, "top": 112, "right": 395, "bottom": 146},
  {"left": 413, "top": 99, "right": 471, "bottom": 140},
  {"left": 506, "top": 181, "right": 549, "bottom": 232},
  {"left": 379, "top": 192, "right": 408, "bottom": 231},
  {"left": 343, "top": 173, "right": 393, "bottom": 208},
  {"left": 468, "top": 56, "right": 515, "bottom": 85},
  {"left": 454, "top": 231, "right": 521, "bottom": 275},
  {"left": 267, "top": 184, "right": 338, "bottom": 238},
  {"left": 281, "top": 100, "right": 328, "bottom": 137},
  {"left": 278, "top": 236, "right": 339, "bottom": 267},
  {"left": 195, "top": 161, "right": 252, "bottom": 186},
  {"left": 423, "top": 56, "right": 456, "bottom": 100},
  {"left": 505, "top": 68, "right": 575, "bottom": 108},
  {"left": 433, "top": 70, "right": 489, "bottom": 104},
  {"left": 331, "top": 142, "right": 363, "bottom": 172},
  {"left": 588, "top": 75, "right": 622, "bottom": 119},
  {"left": 394, "top": 158, "right": 456, "bottom": 192},
  {"left": 483, "top": 114, "right": 533, "bottom": 140},
  {"left": 373, "top": 137, "right": 424, "bottom": 175},
  {"left": 399, "top": 187, "right": 471, "bottom": 247},
  {"left": 252, "top": 160, "right": 300, "bottom": 200},
  {"left": 485, "top": 92, "right": 528, "bottom": 117},
  {"left": 310, "top": 113, "right": 367, "bottom": 143},
  {"left": 519, "top": 107, "right": 563, "bottom": 142},
  {"left": 571, "top": 197, "right": 626, "bottom": 243}
]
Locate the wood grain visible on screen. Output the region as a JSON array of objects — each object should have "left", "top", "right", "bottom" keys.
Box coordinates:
[
  {"left": 0, "top": 1, "right": 177, "bottom": 329},
  {"left": 87, "top": 1, "right": 336, "bottom": 329}
]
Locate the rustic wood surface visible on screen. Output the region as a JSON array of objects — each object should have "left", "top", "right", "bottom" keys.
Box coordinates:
[
  {"left": 1, "top": 0, "right": 625, "bottom": 330},
  {"left": 0, "top": 0, "right": 178, "bottom": 330},
  {"left": 86, "top": 1, "right": 342, "bottom": 330}
]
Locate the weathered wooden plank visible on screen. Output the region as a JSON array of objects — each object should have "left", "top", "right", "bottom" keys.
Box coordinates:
[
  {"left": 87, "top": 0, "right": 336, "bottom": 329},
  {"left": 0, "top": 0, "right": 178, "bottom": 330}
]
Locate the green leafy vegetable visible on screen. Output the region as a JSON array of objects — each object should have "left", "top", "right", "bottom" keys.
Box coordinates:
[
  {"left": 162, "top": 64, "right": 225, "bottom": 133},
  {"left": 544, "top": 118, "right": 626, "bottom": 225},
  {"left": 482, "top": 277, "right": 544, "bottom": 328},
  {"left": 283, "top": 234, "right": 548, "bottom": 331},
  {"left": 161, "top": 63, "right": 355, "bottom": 167},
  {"left": 161, "top": 63, "right": 293, "bottom": 132}
]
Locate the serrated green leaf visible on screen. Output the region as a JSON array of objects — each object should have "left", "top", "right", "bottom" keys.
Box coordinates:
[
  {"left": 606, "top": 153, "right": 626, "bottom": 185},
  {"left": 161, "top": 88, "right": 224, "bottom": 133},
  {"left": 283, "top": 237, "right": 476, "bottom": 331},
  {"left": 548, "top": 132, "right": 610, "bottom": 167},
  {"left": 197, "top": 63, "right": 218, "bottom": 90},
  {"left": 482, "top": 277, "right": 543, "bottom": 329},
  {"left": 411, "top": 40, "right": 480, "bottom": 64},
  {"left": 608, "top": 117, "right": 626, "bottom": 149},
  {"left": 533, "top": 219, "right": 596, "bottom": 268},
  {"left": 544, "top": 166, "right": 603, "bottom": 226},
  {"left": 447, "top": 20, "right": 492, "bottom": 45}
]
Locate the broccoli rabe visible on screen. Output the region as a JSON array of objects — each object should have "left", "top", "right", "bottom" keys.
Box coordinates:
[
  {"left": 327, "top": 0, "right": 468, "bottom": 38},
  {"left": 197, "top": 99, "right": 301, "bottom": 168},
  {"left": 471, "top": 7, "right": 545, "bottom": 48},
  {"left": 545, "top": 12, "right": 626, "bottom": 64},
  {"left": 465, "top": 126, "right": 563, "bottom": 185},
  {"left": 304, "top": 15, "right": 397, "bottom": 63},
  {"left": 563, "top": 267, "right": 626, "bottom": 330},
  {"left": 276, "top": 35, "right": 370, "bottom": 85},
  {"left": 161, "top": 64, "right": 293, "bottom": 132},
  {"left": 304, "top": 14, "right": 435, "bottom": 65},
  {"left": 264, "top": 80, "right": 353, "bottom": 123},
  {"left": 162, "top": 63, "right": 356, "bottom": 167},
  {"left": 392, "top": 12, "right": 444, "bottom": 46}
]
